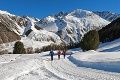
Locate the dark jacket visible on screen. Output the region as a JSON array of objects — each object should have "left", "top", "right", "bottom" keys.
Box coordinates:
[{"left": 49, "top": 50, "right": 54, "bottom": 56}]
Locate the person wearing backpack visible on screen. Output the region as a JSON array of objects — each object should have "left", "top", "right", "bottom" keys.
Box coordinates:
[
  {"left": 57, "top": 51, "right": 61, "bottom": 60},
  {"left": 49, "top": 49, "right": 54, "bottom": 61},
  {"left": 62, "top": 50, "right": 66, "bottom": 59}
]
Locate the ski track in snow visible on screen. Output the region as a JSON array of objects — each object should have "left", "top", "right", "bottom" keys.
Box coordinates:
[
  {"left": 0, "top": 52, "right": 120, "bottom": 80},
  {"left": 45, "top": 57, "right": 120, "bottom": 80},
  {"left": 14, "top": 60, "right": 64, "bottom": 80}
]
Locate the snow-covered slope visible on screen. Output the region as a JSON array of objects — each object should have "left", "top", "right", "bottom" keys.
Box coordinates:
[
  {"left": 0, "top": 10, "right": 15, "bottom": 16},
  {"left": 0, "top": 9, "right": 116, "bottom": 44},
  {"left": 98, "top": 38, "right": 120, "bottom": 52},
  {"left": 1, "top": 31, "right": 120, "bottom": 80},
  {"left": 0, "top": 13, "right": 62, "bottom": 51},
  {"left": 1, "top": 9, "right": 120, "bottom": 80},
  {"left": 0, "top": 10, "right": 25, "bottom": 35},
  {"left": 37, "top": 9, "right": 110, "bottom": 43},
  {"left": 2, "top": 9, "right": 120, "bottom": 49},
  {"left": 1, "top": 47, "right": 120, "bottom": 80},
  {"left": 0, "top": 10, "right": 62, "bottom": 46},
  {"left": 94, "top": 11, "right": 120, "bottom": 22},
  {"left": 0, "top": 11, "right": 22, "bottom": 44},
  {"left": 23, "top": 16, "right": 62, "bottom": 44},
  {"left": 2, "top": 9, "right": 120, "bottom": 45}
]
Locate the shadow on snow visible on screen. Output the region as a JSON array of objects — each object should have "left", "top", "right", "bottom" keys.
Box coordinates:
[{"left": 68, "top": 55, "right": 120, "bottom": 73}]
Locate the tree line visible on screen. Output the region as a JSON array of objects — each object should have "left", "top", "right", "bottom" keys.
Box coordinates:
[{"left": 12, "top": 30, "right": 100, "bottom": 54}]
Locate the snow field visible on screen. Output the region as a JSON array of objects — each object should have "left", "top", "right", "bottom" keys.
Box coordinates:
[{"left": 0, "top": 50, "right": 120, "bottom": 80}]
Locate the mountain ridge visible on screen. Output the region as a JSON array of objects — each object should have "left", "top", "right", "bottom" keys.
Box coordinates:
[
  {"left": 38, "top": 9, "right": 110, "bottom": 43},
  {"left": 94, "top": 11, "right": 120, "bottom": 22},
  {"left": 0, "top": 9, "right": 120, "bottom": 47}
]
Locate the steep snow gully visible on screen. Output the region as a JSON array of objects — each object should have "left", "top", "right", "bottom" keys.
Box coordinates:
[{"left": 0, "top": 50, "right": 120, "bottom": 80}]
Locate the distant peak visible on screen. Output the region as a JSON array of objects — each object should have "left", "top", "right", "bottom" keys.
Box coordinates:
[
  {"left": 0, "top": 10, "right": 9, "bottom": 14},
  {"left": 0, "top": 10, "right": 15, "bottom": 16},
  {"left": 68, "top": 9, "right": 94, "bottom": 18},
  {"left": 94, "top": 11, "right": 120, "bottom": 22},
  {"left": 73, "top": 9, "right": 92, "bottom": 13},
  {"left": 58, "top": 11, "right": 68, "bottom": 15},
  {"left": 94, "top": 11, "right": 118, "bottom": 15},
  {"left": 52, "top": 11, "right": 68, "bottom": 19},
  {"left": 59, "top": 11, "right": 64, "bottom": 15},
  {"left": 23, "top": 15, "right": 29, "bottom": 18}
]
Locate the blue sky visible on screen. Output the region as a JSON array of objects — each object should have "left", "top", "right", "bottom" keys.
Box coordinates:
[{"left": 0, "top": 0, "right": 120, "bottom": 19}]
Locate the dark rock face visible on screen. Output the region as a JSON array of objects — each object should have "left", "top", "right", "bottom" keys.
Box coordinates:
[{"left": 99, "top": 18, "right": 120, "bottom": 43}]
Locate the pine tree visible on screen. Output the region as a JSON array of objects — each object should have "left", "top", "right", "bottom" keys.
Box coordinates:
[
  {"left": 13, "top": 41, "right": 26, "bottom": 54},
  {"left": 80, "top": 30, "right": 100, "bottom": 51}
]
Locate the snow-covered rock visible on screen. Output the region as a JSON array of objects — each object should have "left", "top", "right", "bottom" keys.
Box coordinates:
[
  {"left": 37, "top": 9, "right": 110, "bottom": 43},
  {"left": 23, "top": 16, "right": 62, "bottom": 44},
  {"left": 2, "top": 9, "right": 120, "bottom": 47},
  {"left": 94, "top": 11, "right": 120, "bottom": 22}
]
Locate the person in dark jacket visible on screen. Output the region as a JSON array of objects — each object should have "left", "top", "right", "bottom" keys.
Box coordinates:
[
  {"left": 57, "top": 51, "right": 61, "bottom": 60},
  {"left": 49, "top": 50, "right": 54, "bottom": 61},
  {"left": 62, "top": 50, "right": 66, "bottom": 59}
]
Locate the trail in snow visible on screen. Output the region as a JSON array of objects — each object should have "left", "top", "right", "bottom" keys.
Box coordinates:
[
  {"left": 44, "top": 56, "right": 120, "bottom": 80},
  {"left": 14, "top": 61, "right": 64, "bottom": 80},
  {"left": 0, "top": 51, "right": 120, "bottom": 80}
]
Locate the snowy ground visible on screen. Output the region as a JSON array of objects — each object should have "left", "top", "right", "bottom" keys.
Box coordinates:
[
  {"left": 0, "top": 50, "right": 120, "bottom": 80},
  {"left": 1, "top": 39, "right": 120, "bottom": 80}
]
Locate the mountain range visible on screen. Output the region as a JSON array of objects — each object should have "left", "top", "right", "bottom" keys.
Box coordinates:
[{"left": 0, "top": 9, "right": 120, "bottom": 51}]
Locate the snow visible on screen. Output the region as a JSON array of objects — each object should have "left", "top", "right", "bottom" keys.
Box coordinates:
[
  {"left": 1, "top": 9, "right": 120, "bottom": 80},
  {"left": 21, "top": 37, "right": 53, "bottom": 50},
  {"left": 22, "top": 15, "right": 62, "bottom": 44},
  {"left": 98, "top": 38, "right": 120, "bottom": 52},
  {"left": 94, "top": 11, "right": 120, "bottom": 22},
  {"left": 0, "top": 51, "right": 120, "bottom": 80},
  {"left": 0, "top": 10, "right": 15, "bottom": 16},
  {"left": 1, "top": 38, "right": 120, "bottom": 80},
  {"left": 38, "top": 9, "right": 110, "bottom": 43},
  {"left": 0, "top": 9, "right": 110, "bottom": 44},
  {"left": 0, "top": 37, "right": 57, "bottom": 53}
]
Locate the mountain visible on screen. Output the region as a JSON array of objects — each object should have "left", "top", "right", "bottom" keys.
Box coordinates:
[
  {"left": 23, "top": 16, "right": 62, "bottom": 43},
  {"left": 0, "top": 9, "right": 114, "bottom": 45},
  {"left": 2, "top": 9, "right": 120, "bottom": 52},
  {"left": 0, "top": 10, "right": 62, "bottom": 45},
  {"left": 94, "top": 11, "right": 120, "bottom": 22},
  {"left": 37, "top": 9, "right": 110, "bottom": 43}
]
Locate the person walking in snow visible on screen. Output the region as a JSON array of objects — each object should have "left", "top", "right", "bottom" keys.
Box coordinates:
[
  {"left": 57, "top": 51, "right": 61, "bottom": 60},
  {"left": 49, "top": 50, "right": 54, "bottom": 61},
  {"left": 62, "top": 50, "right": 66, "bottom": 59}
]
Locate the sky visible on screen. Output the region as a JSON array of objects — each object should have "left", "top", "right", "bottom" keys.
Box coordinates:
[{"left": 0, "top": 0, "right": 120, "bottom": 19}]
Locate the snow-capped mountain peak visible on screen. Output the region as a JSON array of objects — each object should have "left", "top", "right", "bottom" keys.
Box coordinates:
[
  {"left": 68, "top": 9, "right": 94, "bottom": 18},
  {"left": 1, "top": 9, "right": 120, "bottom": 45},
  {"left": 37, "top": 9, "right": 110, "bottom": 43}
]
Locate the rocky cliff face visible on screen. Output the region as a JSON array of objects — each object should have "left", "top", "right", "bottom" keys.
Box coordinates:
[
  {"left": 0, "top": 13, "right": 21, "bottom": 44},
  {"left": 0, "top": 21, "right": 21, "bottom": 44}
]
